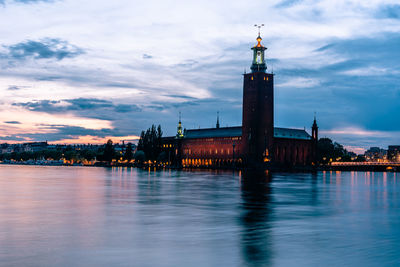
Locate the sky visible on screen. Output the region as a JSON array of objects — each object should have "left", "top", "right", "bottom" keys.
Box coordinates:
[{"left": 0, "top": 0, "right": 400, "bottom": 153}]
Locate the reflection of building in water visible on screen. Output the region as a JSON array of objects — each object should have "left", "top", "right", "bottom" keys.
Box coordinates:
[
  {"left": 239, "top": 171, "right": 273, "bottom": 265},
  {"left": 162, "top": 33, "right": 318, "bottom": 169}
]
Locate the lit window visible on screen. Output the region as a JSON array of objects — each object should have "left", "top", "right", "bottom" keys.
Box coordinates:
[{"left": 251, "top": 76, "right": 253, "bottom": 81}]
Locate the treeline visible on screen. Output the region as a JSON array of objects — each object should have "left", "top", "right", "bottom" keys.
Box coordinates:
[
  {"left": 135, "top": 124, "right": 166, "bottom": 163},
  {"left": 0, "top": 140, "right": 135, "bottom": 164},
  {"left": 0, "top": 148, "right": 97, "bottom": 162},
  {"left": 318, "top": 138, "right": 363, "bottom": 164}
]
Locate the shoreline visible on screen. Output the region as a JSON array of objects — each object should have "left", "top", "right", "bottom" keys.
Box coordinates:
[{"left": 1, "top": 162, "right": 400, "bottom": 173}]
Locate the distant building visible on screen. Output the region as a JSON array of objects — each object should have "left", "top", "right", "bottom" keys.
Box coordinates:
[
  {"left": 25, "top": 142, "right": 48, "bottom": 152},
  {"left": 162, "top": 34, "right": 318, "bottom": 168},
  {"left": 364, "top": 147, "right": 387, "bottom": 162},
  {"left": 387, "top": 146, "right": 400, "bottom": 162}
]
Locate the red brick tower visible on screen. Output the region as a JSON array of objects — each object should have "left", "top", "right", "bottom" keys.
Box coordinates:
[{"left": 242, "top": 32, "right": 274, "bottom": 165}]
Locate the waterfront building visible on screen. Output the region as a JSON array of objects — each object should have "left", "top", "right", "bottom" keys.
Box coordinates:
[
  {"left": 162, "top": 33, "right": 318, "bottom": 168},
  {"left": 364, "top": 147, "right": 387, "bottom": 162},
  {"left": 387, "top": 146, "right": 400, "bottom": 162}
]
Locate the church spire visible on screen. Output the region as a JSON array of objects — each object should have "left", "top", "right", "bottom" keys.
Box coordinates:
[
  {"left": 216, "top": 111, "right": 220, "bottom": 129},
  {"left": 176, "top": 112, "right": 184, "bottom": 138},
  {"left": 312, "top": 112, "right": 318, "bottom": 141},
  {"left": 251, "top": 24, "right": 267, "bottom": 73}
]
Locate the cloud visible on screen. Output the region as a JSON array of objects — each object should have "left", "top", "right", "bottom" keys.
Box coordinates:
[
  {"left": 1, "top": 124, "right": 116, "bottom": 143},
  {"left": 14, "top": 0, "right": 54, "bottom": 3},
  {"left": 320, "top": 127, "right": 400, "bottom": 151},
  {"left": 3, "top": 38, "right": 83, "bottom": 61},
  {"left": 13, "top": 100, "right": 61, "bottom": 113},
  {"left": 13, "top": 98, "right": 141, "bottom": 114},
  {"left": 376, "top": 4, "right": 400, "bottom": 19},
  {"left": 275, "top": 0, "right": 304, "bottom": 8},
  {"left": 1, "top": 0, "right": 400, "bottom": 148},
  {"left": 0, "top": 0, "right": 54, "bottom": 5},
  {"left": 7, "top": 85, "right": 21, "bottom": 90},
  {"left": 277, "top": 77, "right": 320, "bottom": 88},
  {"left": 0, "top": 136, "right": 27, "bottom": 141},
  {"left": 4, "top": 121, "right": 21, "bottom": 124}
]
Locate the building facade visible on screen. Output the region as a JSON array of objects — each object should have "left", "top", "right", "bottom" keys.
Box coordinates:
[{"left": 162, "top": 34, "right": 318, "bottom": 168}]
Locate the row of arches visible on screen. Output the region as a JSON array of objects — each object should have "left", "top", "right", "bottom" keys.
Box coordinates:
[{"left": 182, "top": 158, "right": 243, "bottom": 168}]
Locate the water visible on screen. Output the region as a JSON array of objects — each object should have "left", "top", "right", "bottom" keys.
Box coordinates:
[{"left": 0, "top": 166, "right": 399, "bottom": 266}]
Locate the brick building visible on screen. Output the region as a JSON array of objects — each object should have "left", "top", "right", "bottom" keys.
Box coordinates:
[{"left": 162, "top": 33, "right": 318, "bottom": 168}]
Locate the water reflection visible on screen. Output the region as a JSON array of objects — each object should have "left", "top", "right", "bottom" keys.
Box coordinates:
[
  {"left": 240, "top": 171, "right": 272, "bottom": 266},
  {"left": 1, "top": 166, "right": 400, "bottom": 266}
]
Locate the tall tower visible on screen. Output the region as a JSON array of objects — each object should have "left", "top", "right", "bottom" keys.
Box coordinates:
[
  {"left": 216, "top": 111, "right": 220, "bottom": 129},
  {"left": 312, "top": 113, "right": 318, "bottom": 141},
  {"left": 242, "top": 28, "right": 274, "bottom": 165},
  {"left": 311, "top": 113, "right": 319, "bottom": 165},
  {"left": 176, "top": 112, "right": 184, "bottom": 138}
]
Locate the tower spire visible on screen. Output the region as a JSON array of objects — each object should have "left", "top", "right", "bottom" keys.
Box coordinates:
[
  {"left": 312, "top": 112, "right": 318, "bottom": 141},
  {"left": 216, "top": 111, "right": 220, "bottom": 129},
  {"left": 254, "top": 24, "right": 264, "bottom": 37},
  {"left": 251, "top": 24, "right": 267, "bottom": 73},
  {"left": 176, "top": 112, "right": 184, "bottom": 138}
]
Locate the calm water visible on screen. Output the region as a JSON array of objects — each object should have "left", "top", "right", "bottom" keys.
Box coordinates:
[{"left": 0, "top": 166, "right": 400, "bottom": 266}]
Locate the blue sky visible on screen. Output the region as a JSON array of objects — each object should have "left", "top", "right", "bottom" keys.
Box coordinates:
[{"left": 0, "top": 0, "right": 399, "bottom": 153}]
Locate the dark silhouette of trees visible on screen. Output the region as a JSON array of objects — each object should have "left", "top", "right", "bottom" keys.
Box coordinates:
[
  {"left": 124, "top": 143, "right": 134, "bottom": 161},
  {"left": 355, "top": 155, "right": 366, "bottom": 162},
  {"left": 0, "top": 150, "right": 63, "bottom": 161},
  {"left": 134, "top": 150, "right": 146, "bottom": 163},
  {"left": 81, "top": 149, "right": 96, "bottom": 161},
  {"left": 137, "top": 124, "right": 163, "bottom": 161},
  {"left": 102, "top": 139, "right": 115, "bottom": 163},
  {"left": 318, "top": 137, "right": 350, "bottom": 164},
  {"left": 64, "top": 150, "right": 78, "bottom": 161},
  {"left": 0, "top": 142, "right": 119, "bottom": 164}
]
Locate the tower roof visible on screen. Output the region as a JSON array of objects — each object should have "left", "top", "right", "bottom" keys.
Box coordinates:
[
  {"left": 313, "top": 112, "right": 318, "bottom": 127},
  {"left": 251, "top": 24, "right": 267, "bottom": 73},
  {"left": 256, "top": 35, "right": 263, "bottom": 48}
]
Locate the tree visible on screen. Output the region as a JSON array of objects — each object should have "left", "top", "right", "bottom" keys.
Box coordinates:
[
  {"left": 81, "top": 149, "right": 96, "bottom": 161},
  {"left": 64, "top": 150, "right": 78, "bottom": 161},
  {"left": 103, "top": 139, "right": 115, "bottom": 163},
  {"left": 318, "top": 137, "right": 349, "bottom": 164},
  {"left": 137, "top": 124, "right": 163, "bottom": 161},
  {"left": 124, "top": 143, "right": 134, "bottom": 162},
  {"left": 134, "top": 150, "right": 146, "bottom": 163}
]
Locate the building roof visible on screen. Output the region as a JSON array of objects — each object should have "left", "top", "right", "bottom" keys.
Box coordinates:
[
  {"left": 273, "top": 127, "right": 311, "bottom": 140},
  {"left": 180, "top": 126, "right": 311, "bottom": 140},
  {"left": 185, "top": 126, "right": 242, "bottom": 139}
]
